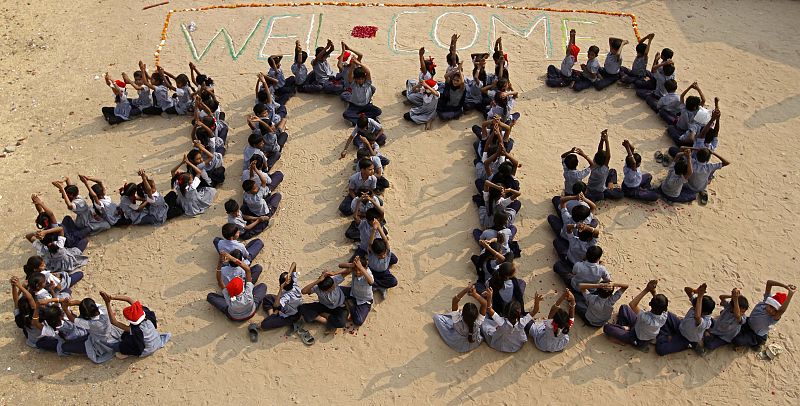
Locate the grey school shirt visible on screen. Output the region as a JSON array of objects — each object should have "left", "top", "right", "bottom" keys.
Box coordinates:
[
  {"left": 603, "top": 52, "right": 622, "bottom": 75},
  {"left": 349, "top": 81, "right": 375, "bottom": 106},
  {"left": 688, "top": 161, "right": 723, "bottom": 192},
  {"left": 657, "top": 93, "right": 681, "bottom": 115},
  {"left": 72, "top": 196, "right": 111, "bottom": 234},
  {"left": 279, "top": 272, "right": 303, "bottom": 317},
  {"left": 224, "top": 281, "right": 257, "bottom": 319},
  {"left": 654, "top": 68, "right": 675, "bottom": 97},
  {"left": 291, "top": 63, "right": 308, "bottom": 85},
  {"left": 585, "top": 289, "right": 624, "bottom": 326},
  {"left": 747, "top": 295, "right": 779, "bottom": 337},
  {"left": 570, "top": 261, "right": 610, "bottom": 291},
  {"left": 567, "top": 235, "right": 597, "bottom": 265},
  {"left": 660, "top": 167, "right": 687, "bottom": 198},
  {"left": 709, "top": 300, "right": 746, "bottom": 342},
  {"left": 634, "top": 310, "right": 668, "bottom": 341},
  {"left": 630, "top": 55, "right": 648, "bottom": 76},
  {"left": 587, "top": 165, "right": 610, "bottom": 194},
  {"left": 368, "top": 250, "right": 392, "bottom": 273},
  {"left": 582, "top": 58, "right": 600, "bottom": 81},
  {"left": 313, "top": 59, "right": 335, "bottom": 82},
  {"left": 154, "top": 85, "right": 173, "bottom": 111},
  {"left": 312, "top": 275, "right": 345, "bottom": 309},
  {"left": 220, "top": 265, "right": 246, "bottom": 288},
  {"left": 560, "top": 54, "right": 577, "bottom": 77},
  {"left": 349, "top": 268, "right": 374, "bottom": 305},
  {"left": 114, "top": 89, "right": 133, "bottom": 120},
  {"left": 348, "top": 172, "right": 377, "bottom": 192},
  {"left": 562, "top": 159, "right": 591, "bottom": 194},
  {"left": 678, "top": 307, "right": 712, "bottom": 343},
  {"left": 243, "top": 185, "right": 270, "bottom": 216}
]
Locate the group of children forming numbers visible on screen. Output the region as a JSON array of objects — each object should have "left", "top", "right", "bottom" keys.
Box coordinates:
[{"left": 431, "top": 30, "right": 796, "bottom": 356}]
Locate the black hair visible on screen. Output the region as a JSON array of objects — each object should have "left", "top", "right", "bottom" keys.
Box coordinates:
[
  {"left": 79, "top": 298, "right": 100, "bottom": 319},
  {"left": 492, "top": 211, "right": 508, "bottom": 230},
  {"left": 594, "top": 150, "right": 609, "bottom": 166},
  {"left": 552, "top": 308, "right": 571, "bottom": 336},
  {"left": 28, "top": 273, "right": 46, "bottom": 291},
  {"left": 610, "top": 38, "right": 623, "bottom": 50},
  {"left": 497, "top": 161, "right": 514, "bottom": 177},
  {"left": 674, "top": 159, "right": 689, "bottom": 176},
  {"left": 23, "top": 256, "right": 44, "bottom": 278},
  {"left": 700, "top": 295, "right": 716, "bottom": 315},
  {"left": 353, "top": 67, "right": 367, "bottom": 79},
  {"left": 685, "top": 96, "right": 701, "bottom": 112},
  {"left": 318, "top": 276, "right": 335, "bottom": 291},
  {"left": 256, "top": 90, "right": 269, "bottom": 104},
  {"left": 248, "top": 133, "right": 265, "bottom": 147},
  {"left": 462, "top": 302, "right": 479, "bottom": 343},
  {"left": 90, "top": 183, "right": 105, "bottom": 198},
  {"left": 571, "top": 205, "right": 591, "bottom": 223},
  {"left": 663, "top": 64, "right": 675, "bottom": 76},
  {"left": 664, "top": 79, "right": 678, "bottom": 93},
  {"left": 473, "top": 66, "right": 487, "bottom": 84},
  {"left": 661, "top": 48, "right": 674, "bottom": 60},
  {"left": 133, "top": 70, "right": 144, "bottom": 80},
  {"left": 357, "top": 115, "right": 369, "bottom": 129},
  {"left": 42, "top": 233, "right": 60, "bottom": 254},
  {"left": 242, "top": 179, "right": 256, "bottom": 193},
  {"left": 596, "top": 286, "right": 614, "bottom": 298},
  {"left": 564, "top": 154, "right": 579, "bottom": 170},
  {"left": 493, "top": 91, "right": 509, "bottom": 119},
  {"left": 446, "top": 52, "right": 460, "bottom": 66},
  {"left": 635, "top": 42, "right": 647, "bottom": 55},
  {"left": 571, "top": 181, "right": 587, "bottom": 196},
  {"left": 365, "top": 208, "right": 381, "bottom": 223},
  {"left": 299, "top": 51, "right": 308, "bottom": 63},
  {"left": 122, "top": 183, "right": 138, "bottom": 198},
  {"left": 64, "top": 185, "right": 79, "bottom": 197},
  {"left": 315, "top": 46, "right": 325, "bottom": 57},
  {"left": 504, "top": 300, "right": 523, "bottom": 325},
  {"left": 176, "top": 73, "right": 190, "bottom": 87},
  {"left": 649, "top": 294, "right": 669, "bottom": 315},
  {"left": 222, "top": 223, "right": 239, "bottom": 239},
  {"left": 736, "top": 295, "right": 750, "bottom": 310},
  {"left": 424, "top": 58, "right": 436, "bottom": 76},
  {"left": 253, "top": 103, "right": 268, "bottom": 116},
  {"left": 356, "top": 148, "right": 372, "bottom": 161},
  {"left": 227, "top": 249, "right": 243, "bottom": 266},
  {"left": 586, "top": 246, "right": 603, "bottom": 263},
  {"left": 279, "top": 271, "right": 294, "bottom": 291},
  {"left": 35, "top": 212, "right": 52, "bottom": 229},
  {"left": 187, "top": 149, "right": 202, "bottom": 162},
  {"left": 224, "top": 199, "right": 239, "bottom": 214},
  {"left": 195, "top": 73, "right": 214, "bottom": 87},
  {"left": 358, "top": 158, "right": 374, "bottom": 170},
  {"left": 41, "top": 305, "right": 63, "bottom": 330},
  {"left": 578, "top": 229, "right": 595, "bottom": 242},
  {"left": 696, "top": 148, "right": 712, "bottom": 163},
  {"left": 249, "top": 153, "right": 266, "bottom": 170},
  {"left": 14, "top": 296, "right": 35, "bottom": 329},
  {"left": 371, "top": 238, "right": 387, "bottom": 255},
  {"left": 588, "top": 45, "right": 600, "bottom": 56},
  {"left": 625, "top": 154, "right": 637, "bottom": 169}
]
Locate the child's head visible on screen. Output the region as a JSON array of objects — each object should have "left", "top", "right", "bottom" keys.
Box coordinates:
[
  {"left": 151, "top": 72, "right": 164, "bottom": 85},
  {"left": 28, "top": 273, "right": 46, "bottom": 291},
  {"left": 79, "top": 298, "right": 100, "bottom": 319},
  {"left": 356, "top": 148, "right": 372, "bottom": 161},
  {"left": 122, "top": 182, "right": 138, "bottom": 199},
  {"left": 649, "top": 294, "right": 669, "bottom": 315},
  {"left": 446, "top": 51, "right": 459, "bottom": 67},
  {"left": 585, "top": 246, "right": 603, "bottom": 263},
  {"left": 248, "top": 133, "right": 265, "bottom": 149},
  {"left": 41, "top": 305, "right": 64, "bottom": 329},
  {"left": 365, "top": 207, "right": 381, "bottom": 224},
  {"left": 249, "top": 154, "right": 266, "bottom": 171},
  {"left": 176, "top": 173, "right": 192, "bottom": 195},
  {"left": 279, "top": 271, "right": 294, "bottom": 291},
  {"left": 625, "top": 153, "right": 642, "bottom": 169},
  {"left": 735, "top": 295, "right": 750, "bottom": 311},
  {"left": 222, "top": 223, "right": 240, "bottom": 240},
  {"left": 371, "top": 239, "right": 388, "bottom": 259},
  {"left": 504, "top": 300, "right": 523, "bottom": 325},
  {"left": 187, "top": 149, "right": 203, "bottom": 166},
  {"left": 35, "top": 212, "right": 52, "bottom": 230},
  {"left": 551, "top": 308, "right": 571, "bottom": 336},
  {"left": 596, "top": 285, "right": 614, "bottom": 298},
  {"left": 571, "top": 181, "right": 587, "bottom": 196},
  {"left": 461, "top": 302, "right": 479, "bottom": 343},
  {"left": 498, "top": 261, "right": 516, "bottom": 279},
  {"left": 663, "top": 64, "right": 675, "bottom": 77},
  {"left": 253, "top": 103, "right": 268, "bottom": 118},
  {"left": 495, "top": 78, "right": 509, "bottom": 92},
  {"left": 357, "top": 187, "right": 373, "bottom": 202},
  {"left": 563, "top": 153, "right": 579, "bottom": 170},
  {"left": 492, "top": 211, "right": 509, "bottom": 230},
  {"left": 587, "top": 45, "right": 600, "bottom": 59},
  {"left": 661, "top": 48, "right": 674, "bottom": 61},
  {"left": 424, "top": 58, "right": 436, "bottom": 75},
  {"left": 577, "top": 228, "right": 595, "bottom": 242},
  {"left": 610, "top": 38, "right": 623, "bottom": 51},
  {"left": 356, "top": 114, "right": 369, "bottom": 130},
  {"left": 674, "top": 158, "right": 689, "bottom": 176},
  {"left": 699, "top": 295, "right": 716, "bottom": 316},
  {"left": 42, "top": 233, "right": 60, "bottom": 254},
  {"left": 696, "top": 148, "right": 712, "bottom": 163},
  {"left": 635, "top": 42, "right": 648, "bottom": 56},
  {"left": 766, "top": 293, "right": 787, "bottom": 318},
  {"left": 195, "top": 73, "right": 213, "bottom": 87},
  {"left": 91, "top": 183, "right": 106, "bottom": 199},
  {"left": 256, "top": 90, "right": 269, "bottom": 104},
  {"left": 451, "top": 72, "right": 464, "bottom": 87},
  {"left": 358, "top": 158, "right": 375, "bottom": 177},
  {"left": 664, "top": 79, "right": 678, "bottom": 93},
  {"left": 315, "top": 47, "right": 326, "bottom": 59},
  {"left": 571, "top": 204, "right": 591, "bottom": 223},
  {"left": 23, "top": 255, "right": 45, "bottom": 278},
  {"left": 64, "top": 185, "right": 79, "bottom": 201},
  {"left": 133, "top": 70, "right": 144, "bottom": 85},
  {"left": 242, "top": 179, "right": 258, "bottom": 194},
  {"left": 227, "top": 249, "right": 243, "bottom": 266},
  {"left": 685, "top": 96, "right": 702, "bottom": 112},
  {"left": 353, "top": 67, "right": 367, "bottom": 85},
  {"left": 593, "top": 150, "right": 609, "bottom": 167},
  {"left": 224, "top": 199, "right": 240, "bottom": 216},
  {"left": 317, "top": 276, "right": 335, "bottom": 292},
  {"left": 298, "top": 50, "right": 308, "bottom": 64},
  {"left": 175, "top": 73, "right": 190, "bottom": 88}
]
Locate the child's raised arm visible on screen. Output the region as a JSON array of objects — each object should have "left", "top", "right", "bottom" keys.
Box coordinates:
[
  {"left": 566, "top": 29, "right": 576, "bottom": 55},
  {"left": 294, "top": 40, "right": 302, "bottom": 65},
  {"left": 138, "top": 169, "right": 157, "bottom": 197},
  {"left": 171, "top": 155, "right": 188, "bottom": 177},
  {"left": 451, "top": 283, "right": 472, "bottom": 311},
  {"left": 527, "top": 291, "right": 544, "bottom": 318},
  {"left": 301, "top": 272, "right": 329, "bottom": 295},
  {"left": 139, "top": 61, "right": 156, "bottom": 90},
  {"left": 561, "top": 147, "right": 578, "bottom": 159},
  {"left": 730, "top": 288, "right": 744, "bottom": 323},
  {"left": 100, "top": 291, "right": 131, "bottom": 332},
  {"left": 122, "top": 72, "right": 142, "bottom": 91},
  {"left": 578, "top": 192, "right": 597, "bottom": 213},
  {"left": 78, "top": 175, "right": 100, "bottom": 205},
  {"left": 639, "top": 33, "right": 655, "bottom": 57},
  {"left": 629, "top": 280, "right": 658, "bottom": 314},
  {"left": 418, "top": 47, "right": 427, "bottom": 73},
  {"left": 13, "top": 278, "right": 42, "bottom": 329},
  {"left": 104, "top": 72, "right": 122, "bottom": 97},
  {"left": 686, "top": 283, "right": 708, "bottom": 326},
  {"left": 469, "top": 285, "right": 488, "bottom": 316},
  {"left": 448, "top": 34, "right": 459, "bottom": 63}
]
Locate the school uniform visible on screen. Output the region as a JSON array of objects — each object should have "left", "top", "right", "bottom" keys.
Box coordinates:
[
  {"left": 269, "top": 66, "right": 295, "bottom": 105},
  {"left": 311, "top": 59, "right": 343, "bottom": 94},
  {"left": 687, "top": 160, "right": 723, "bottom": 192},
  {"left": 33, "top": 236, "right": 89, "bottom": 274},
  {"left": 619, "top": 55, "right": 648, "bottom": 84},
  {"left": 367, "top": 251, "right": 398, "bottom": 290},
  {"left": 562, "top": 161, "right": 591, "bottom": 195},
  {"left": 732, "top": 295, "right": 778, "bottom": 347},
  {"left": 195, "top": 152, "right": 225, "bottom": 186},
  {"left": 207, "top": 281, "right": 267, "bottom": 321},
  {"left": 131, "top": 86, "right": 153, "bottom": 109},
  {"left": 567, "top": 261, "right": 610, "bottom": 292},
  {"left": 298, "top": 275, "right": 348, "bottom": 329},
  {"left": 594, "top": 52, "right": 621, "bottom": 90},
  {"left": 143, "top": 84, "right": 177, "bottom": 115},
  {"left": 622, "top": 166, "right": 659, "bottom": 201},
  {"left": 548, "top": 205, "right": 594, "bottom": 241},
  {"left": 406, "top": 92, "right": 439, "bottom": 124},
  {"left": 582, "top": 289, "right": 624, "bottom": 327},
  {"left": 602, "top": 304, "right": 668, "bottom": 347},
  {"left": 343, "top": 80, "right": 382, "bottom": 125},
  {"left": 433, "top": 310, "right": 484, "bottom": 352},
  {"left": 703, "top": 300, "right": 747, "bottom": 350},
  {"left": 586, "top": 165, "right": 623, "bottom": 201},
  {"left": 464, "top": 77, "right": 486, "bottom": 110},
  {"left": 71, "top": 196, "right": 112, "bottom": 235},
  {"left": 228, "top": 212, "right": 268, "bottom": 240},
  {"left": 73, "top": 306, "right": 123, "bottom": 364},
  {"left": 351, "top": 119, "right": 386, "bottom": 148},
  {"left": 350, "top": 195, "right": 381, "bottom": 218},
  {"left": 174, "top": 177, "right": 216, "bottom": 217},
  {"left": 102, "top": 89, "right": 138, "bottom": 124},
  {"left": 143, "top": 191, "right": 169, "bottom": 225},
  {"left": 97, "top": 196, "right": 123, "bottom": 226},
  {"left": 215, "top": 237, "right": 263, "bottom": 264},
  {"left": 480, "top": 312, "right": 532, "bottom": 353},
  {"left": 475, "top": 153, "right": 506, "bottom": 181},
  {"left": 436, "top": 83, "right": 466, "bottom": 120},
  {"left": 489, "top": 278, "right": 526, "bottom": 317},
  {"left": 259, "top": 272, "right": 303, "bottom": 329},
  {"left": 339, "top": 173, "right": 377, "bottom": 215},
  {"left": 174, "top": 85, "right": 194, "bottom": 115},
  {"left": 654, "top": 306, "right": 712, "bottom": 355},
  {"left": 561, "top": 234, "right": 597, "bottom": 265},
  {"left": 546, "top": 54, "right": 578, "bottom": 87},
  {"left": 530, "top": 319, "right": 571, "bottom": 352},
  {"left": 342, "top": 268, "right": 374, "bottom": 326},
  {"left": 118, "top": 318, "right": 170, "bottom": 357},
  {"left": 573, "top": 58, "right": 601, "bottom": 91},
  {"left": 659, "top": 166, "right": 696, "bottom": 203},
  {"left": 243, "top": 183, "right": 281, "bottom": 218},
  {"left": 405, "top": 72, "right": 433, "bottom": 106},
  {"left": 655, "top": 92, "right": 681, "bottom": 121}
]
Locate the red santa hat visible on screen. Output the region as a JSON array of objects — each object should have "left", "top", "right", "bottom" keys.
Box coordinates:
[
  {"left": 226, "top": 277, "right": 244, "bottom": 298},
  {"left": 568, "top": 44, "right": 581, "bottom": 61},
  {"left": 123, "top": 301, "right": 146, "bottom": 325},
  {"left": 341, "top": 51, "right": 353, "bottom": 64},
  {"left": 765, "top": 292, "right": 787, "bottom": 310},
  {"left": 114, "top": 80, "right": 126, "bottom": 89},
  {"left": 424, "top": 79, "right": 438, "bottom": 88}
]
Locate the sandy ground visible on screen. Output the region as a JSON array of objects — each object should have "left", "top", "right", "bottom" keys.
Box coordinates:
[{"left": 0, "top": 0, "right": 799, "bottom": 404}]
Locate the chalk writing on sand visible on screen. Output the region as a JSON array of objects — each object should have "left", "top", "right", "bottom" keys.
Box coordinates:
[{"left": 161, "top": 3, "right": 636, "bottom": 64}]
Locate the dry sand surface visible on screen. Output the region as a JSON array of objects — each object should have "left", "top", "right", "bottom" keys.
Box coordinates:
[{"left": 0, "top": 0, "right": 799, "bottom": 404}]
